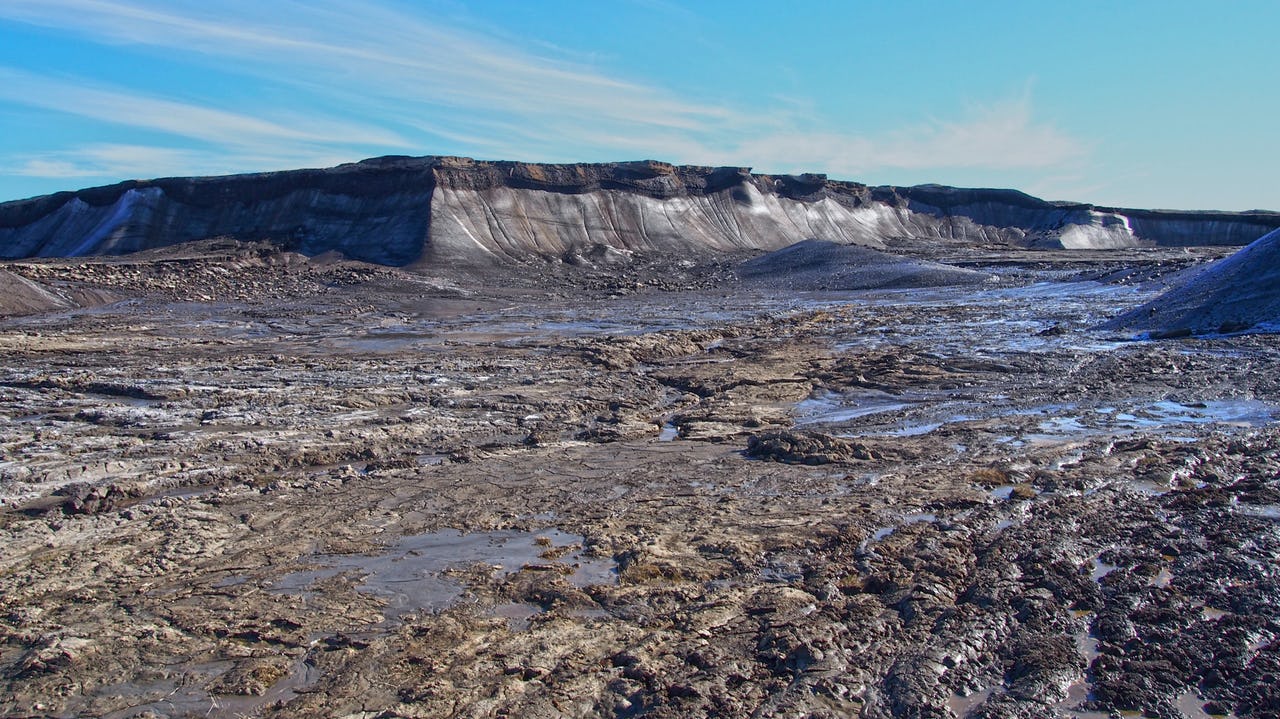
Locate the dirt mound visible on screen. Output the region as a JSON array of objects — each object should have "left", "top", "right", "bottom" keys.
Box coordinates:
[
  {"left": 1101, "top": 227, "right": 1280, "bottom": 337},
  {"left": 737, "top": 239, "right": 992, "bottom": 290},
  {"left": 0, "top": 270, "right": 76, "bottom": 316},
  {"left": 0, "top": 268, "right": 122, "bottom": 317}
]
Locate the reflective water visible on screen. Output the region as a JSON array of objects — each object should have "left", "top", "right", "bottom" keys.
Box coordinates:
[
  {"left": 762, "top": 278, "right": 1280, "bottom": 441},
  {"left": 272, "top": 528, "right": 617, "bottom": 620},
  {"left": 860, "top": 512, "right": 939, "bottom": 551},
  {"left": 95, "top": 654, "right": 320, "bottom": 719},
  {"left": 1054, "top": 620, "right": 1107, "bottom": 718},
  {"left": 793, "top": 390, "right": 916, "bottom": 425},
  {"left": 947, "top": 687, "right": 993, "bottom": 717},
  {"left": 832, "top": 397, "right": 1277, "bottom": 442},
  {"left": 1238, "top": 504, "right": 1280, "bottom": 520},
  {"left": 1091, "top": 557, "right": 1119, "bottom": 582},
  {"left": 658, "top": 421, "right": 679, "bottom": 441}
]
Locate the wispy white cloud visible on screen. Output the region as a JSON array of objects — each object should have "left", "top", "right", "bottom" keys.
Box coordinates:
[
  {"left": 8, "top": 143, "right": 354, "bottom": 181},
  {"left": 0, "top": 0, "right": 734, "bottom": 131},
  {"left": 0, "top": 66, "right": 409, "bottom": 150},
  {"left": 8, "top": 145, "right": 199, "bottom": 179},
  {"left": 724, "top": 96, "right": 1088, "bottom": 176},
  {"left": 0, "top": 0, "right": 1090, "bottom": 190}
]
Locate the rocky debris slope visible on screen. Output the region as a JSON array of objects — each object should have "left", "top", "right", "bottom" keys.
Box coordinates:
[
  {"left": 2, "top": 156, "right": 1278, "bottom": 267},
  {"left": 1101, "top": 226, "right": 1280, "bottom": 337},
  {"left": 2, "top": 238, "right": 464, "bottom": 309},
  {"left": 737, "top": 239, "right": 993, "bottom": 290}
]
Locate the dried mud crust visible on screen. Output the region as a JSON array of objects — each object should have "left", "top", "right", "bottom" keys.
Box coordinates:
[{"left": 1, "top": 250, "right": 1279, "bottom": 719}]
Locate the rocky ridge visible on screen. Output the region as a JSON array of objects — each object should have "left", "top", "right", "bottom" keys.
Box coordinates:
[{"left": 2, "top": 156, "right": 1277, "bottom": 267}]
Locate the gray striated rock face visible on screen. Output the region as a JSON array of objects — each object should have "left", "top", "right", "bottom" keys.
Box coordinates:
[
  {"left": 426, "top": 182, "right": 887, "bottom": 264},
  {"left": 1100, "top": 226, "right": 1280, "bottom": 337},
  {"left": 1, "top": 156, "right": 1277, "bottom": 265},
  {"left": 0, "top": 159, "right": 441, "bottom": 266}
]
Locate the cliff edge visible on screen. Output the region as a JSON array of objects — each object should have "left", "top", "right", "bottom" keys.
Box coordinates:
[{"left": 2, "top": 156, "right": 1277, "bottom": 266}]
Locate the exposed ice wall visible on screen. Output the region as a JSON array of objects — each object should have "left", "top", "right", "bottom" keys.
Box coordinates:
[
  {"left": 1, "top": 156, "right": 1276, "bottom": 264},
  {"left": 1055, "top": 211, "right": 1138, "bottom": 249},
  {"left": 426, "top": 184, "right": 889, "bottom": 263}
]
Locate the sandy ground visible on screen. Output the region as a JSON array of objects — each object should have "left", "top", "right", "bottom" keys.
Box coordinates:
[{"left": 1, "top": 245, "right": 1278, "bottom": 718}]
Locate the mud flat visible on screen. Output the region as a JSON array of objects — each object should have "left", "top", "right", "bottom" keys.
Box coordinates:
[{"left": 2, "top": 244, "right": 1279, "bottom": 718}]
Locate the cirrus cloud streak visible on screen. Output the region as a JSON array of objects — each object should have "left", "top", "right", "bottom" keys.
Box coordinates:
[{"left": 0, "top": 0, "right": 1089, "bottom": 190}]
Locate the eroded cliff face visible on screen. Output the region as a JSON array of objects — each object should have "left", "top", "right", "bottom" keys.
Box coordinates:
[
  {"left": 1, "top": 155, "right": 1276, "bottom": 265},
  {"left": 883, "top": 185, "right": 1280, "bottom": 250},
  {"left": 0, "top": 159, "right": 440, "bottom": 266},
  {"left": 426, "top": 183, "right": 895, "bottom": 264}
]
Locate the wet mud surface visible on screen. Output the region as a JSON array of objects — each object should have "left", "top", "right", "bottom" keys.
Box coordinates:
[{"left": 2, "top": 246, "right": 1279, "bottom": 718}]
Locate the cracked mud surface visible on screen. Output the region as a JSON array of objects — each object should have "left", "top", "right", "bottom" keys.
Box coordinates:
[{"left": 2, "top": 246, "right": 1279, "bottom": 718}]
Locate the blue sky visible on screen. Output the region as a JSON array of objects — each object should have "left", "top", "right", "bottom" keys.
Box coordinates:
[{"left": 0, "top": 1, "right": 1275, "bottom": 210}]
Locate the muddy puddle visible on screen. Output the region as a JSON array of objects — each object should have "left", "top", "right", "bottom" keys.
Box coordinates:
[
  {"left": 830, "top": 280, "right": 1152, "bottom": 352},
  {"left": 793, "top": 389, "right": 921, "bottom": 426},
  {"left": 1012, "top": 399, "right": 1277, "bottom": 443},
  {"left": 808, "top": 395, "right": 1278, "bottom": 443},
  {"left": 1048, "top": 616, "right": 1107, "bottom": 718},
  {"left": 947, "top": 687, "right": 993, "bottom": 717},
  {"left": 270, "top": 528, "right": 617, "bottom": 620},
  {"left": 859, "top": 512, "right": 939, "bottom": 552},
  {"left": 658, "top": 421, "right": 680, "bottom": 441},
  {"left": 90, "top": 655, "right": 320, "bottom": 719},
  {"left": 760, "top": 278, "right": 1280, "bottom": 441},
  {"left": 297, "top": 279, "right": 1146, "bottom": 350}
]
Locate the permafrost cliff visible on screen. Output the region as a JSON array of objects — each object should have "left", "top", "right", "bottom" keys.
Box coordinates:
[{"left": 1, "top": 155, "right": 1277, "bottom": 265}]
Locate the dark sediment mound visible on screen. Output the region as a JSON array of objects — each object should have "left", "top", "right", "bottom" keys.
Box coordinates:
[
  {"left": 745, "top": 430, "right": 878, "bottom": 464},
  {"left": 737, "top": 239, "right": 993, "bottom": 290},
  {"left": 2, "top": 156, "right": 1277, "bottom": 267},
  {"left": 1100, "top": 227, "right": 1280, "bottom": 337}
]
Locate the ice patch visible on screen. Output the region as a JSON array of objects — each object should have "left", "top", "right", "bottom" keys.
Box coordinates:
[{"left": 793, "top": 389, "right": 915, "bottom": 425}]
